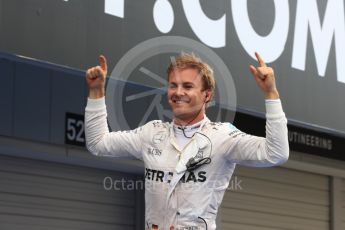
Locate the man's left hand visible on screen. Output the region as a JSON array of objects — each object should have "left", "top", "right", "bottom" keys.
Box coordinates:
[{"left": 249, "top": 52, "right": 280, "bottom": 99}]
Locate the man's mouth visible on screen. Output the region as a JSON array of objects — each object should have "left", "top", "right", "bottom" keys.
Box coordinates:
[{"left": 172, "top": 98, "right": 189, "bottom": 104}]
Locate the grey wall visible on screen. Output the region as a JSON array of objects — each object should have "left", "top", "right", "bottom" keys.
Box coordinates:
[{"left": 0, "top": 0, "right": 344, "bottom": 135}]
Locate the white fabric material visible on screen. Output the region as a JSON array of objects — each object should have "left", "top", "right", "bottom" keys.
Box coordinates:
[
  {"left": 173, "top": 119, "right": 204, "bottom": 150},
  {"left": 85, "top": 97, "right": 289, "bottom": 230},
  {"left": 174, "top": 132, "right": 208, "bottom": 174}
]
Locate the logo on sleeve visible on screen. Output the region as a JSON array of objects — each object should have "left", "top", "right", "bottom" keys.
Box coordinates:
[
  {"left": 152, "top": 132, "right": 167, "bottom": 144},
  {"left": 147, "top": 147, "right": 162, "bottom": 156},
  {"left": 229, "top": 129, "right": 246, "bottom": 138}
]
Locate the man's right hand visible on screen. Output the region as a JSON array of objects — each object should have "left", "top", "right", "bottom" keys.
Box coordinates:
[{"left": 85, "top": 55, "right": 108, "bottom": 99}]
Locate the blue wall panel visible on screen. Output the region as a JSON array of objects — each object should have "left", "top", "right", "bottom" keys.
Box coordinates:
[
  {"left": 0, "top": 58, "right": 15, "bottom": 136},
  {"left": 13, "top": 62, "right": 51, "bottom": 142},
  {"left": 50, "top": 70, "right": 85, "bottom": 145}
]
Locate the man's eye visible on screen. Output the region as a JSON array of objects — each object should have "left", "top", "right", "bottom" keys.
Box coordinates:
[
  {"left": 169, "top": 84, "right": 177, "bottom": 89},
  {"left": 184, "top": 85, "right": 193, "bottom": 89}
]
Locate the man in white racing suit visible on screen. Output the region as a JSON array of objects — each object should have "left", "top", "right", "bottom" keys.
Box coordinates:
[{"left": 85, "top": 52, "right": 289, "bottom": 229}]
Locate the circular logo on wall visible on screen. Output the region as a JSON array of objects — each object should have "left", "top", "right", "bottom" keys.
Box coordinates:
[{"left": 106, "top": 36, "right": 237, "bottom": 131}]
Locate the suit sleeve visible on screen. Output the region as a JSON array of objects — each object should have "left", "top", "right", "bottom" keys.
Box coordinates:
[
  {"left": 225, "top": 100, "right": 289, "bottom": 167},
  {"left": 84, "top": 97, "right": 145, "bottom": 160}
]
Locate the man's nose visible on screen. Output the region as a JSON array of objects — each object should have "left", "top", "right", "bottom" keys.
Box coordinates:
[{"left": 175, "top": 86, "right": 185, "bottom": 95}]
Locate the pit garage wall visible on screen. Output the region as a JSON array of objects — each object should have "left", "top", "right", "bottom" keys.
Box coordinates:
[
  {"left": 0, "top": 154, "right": 143, "bottom": 230},
  {"left": 219, "top": 165, "right": 330, "bottom": 230},
  {"left": 343, "top": 180, "right": 345, "bottom": 229},
  {"left": 218, "top": 151, "right": 345, "bottom": 230}
]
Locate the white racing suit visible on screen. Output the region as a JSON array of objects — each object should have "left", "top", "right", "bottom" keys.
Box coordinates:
[{"left": 85, "top": 98, "right": 289, "bottom": 230}]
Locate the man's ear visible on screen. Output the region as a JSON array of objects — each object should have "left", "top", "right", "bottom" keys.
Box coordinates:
[{"left": 205, "top": 90, "right": 211, "bottom": 103}]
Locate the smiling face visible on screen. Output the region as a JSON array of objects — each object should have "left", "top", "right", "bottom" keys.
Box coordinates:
[{"left": 168, "top": 68, "right": 209, "bottom": 125}]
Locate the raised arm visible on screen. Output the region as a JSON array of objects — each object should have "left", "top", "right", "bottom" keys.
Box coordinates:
[
  {"left": 225, "top": 52, "right": 289, "bottom": 167},
  {"left": 84, "top": 56, "right": 144, "bottom": 160}
]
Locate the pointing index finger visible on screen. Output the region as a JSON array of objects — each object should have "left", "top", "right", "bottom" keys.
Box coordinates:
[
  {"left": 99, "top": 55, "right": 108, "bottom": 72},
  {"left": 255, "top": 52, "right": 267, "bottom": 67}
]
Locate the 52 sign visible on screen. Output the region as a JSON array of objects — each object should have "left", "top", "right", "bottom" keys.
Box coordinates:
[{"left": 65, "top": 113, "right": 85, "bottom": 146}]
